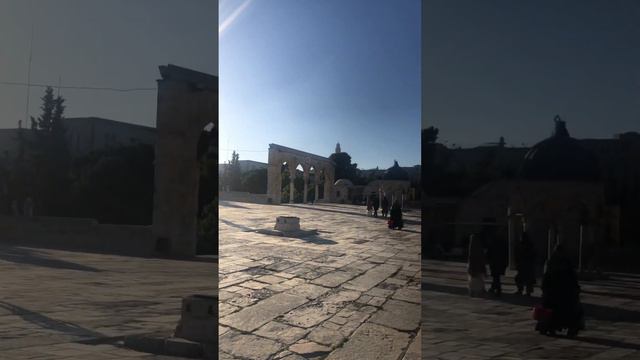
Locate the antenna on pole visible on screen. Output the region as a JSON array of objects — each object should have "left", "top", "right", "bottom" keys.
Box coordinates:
[{"left": 24, "top": 22, "right": 35, "bottom": 127}]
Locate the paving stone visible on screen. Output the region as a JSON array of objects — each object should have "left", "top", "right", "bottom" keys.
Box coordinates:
[
  {"left": 281, "top": 305, "right": 333, "bottom": 328},
  {"left": 240, "top": 280, "right": 270, "bottom": 290},
  {"left": 370, "top": 299, "right": 420, "bottom": 331},
  {"left": 343, "top": 264, "right": 400, "bottom": 291},
  {"left": 311, "top": 271, "right": 356, "bottom": 288},
  {"left": 288, "top": 283, "right": 331, "bottom": 300},
  {"left": 219, "top": 303, "right": 239, "bottom": 317},
  {"left": 258, "top": 275, "right": 287, "bottom": 284},
  {"left": 392, "top": 287, "right": 420, "bottom": 304},
  {"left": 220, "top": 293, "right": 308, "bottom": 332},
  {"left": 325, "top": 323, "right": 411, "bottom": 360},
  {"left": 255, "top": 321, "right": 309, "bottom": 345},
  {"left": 289, "top": 340, "right": 332, "bottom": 357},
  {"left": 219, "top": 331, "right": 284, "bottom": 360},
  {"left": 402, "top": 331, "right": 421, "bottom": 360},
  {"left": 307, "top": 326, "right": 346, "bottom": 347}
]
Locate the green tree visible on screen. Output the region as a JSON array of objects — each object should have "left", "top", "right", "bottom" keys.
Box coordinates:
[
  {"left": 241, "top": 168, "right": 267, "bottom": 194},
  {"left": 329, "top": 152, "right": 359, "bottom": 183},
  {"left": 424, "top": 126, "right": 439, "bottom": 144},
  {"left": 28, "top": 87, "right": 71, "bottom": 215},
  {"left": 71, "top": 144, "right": 154, "bottom": 224},
  {"left": 222, "top": 151, "right": 242, "bottom": 191}
]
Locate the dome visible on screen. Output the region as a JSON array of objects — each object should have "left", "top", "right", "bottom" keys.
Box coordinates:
[
  {"left": 383, "top": 160, "right": 409, "bottom": 181},
  {"left": 334, "top": 179, "right": 354, "bottom": 187},
  {"left": 520, "top": 117, "right": 599, "bottom": 181}
]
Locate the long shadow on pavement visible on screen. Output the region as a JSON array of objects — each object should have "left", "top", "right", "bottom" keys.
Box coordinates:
[
  {"left": 0, "top": 301, "right": 105, "bottom": 338},
  {"left": 422, "top": 282, "right": 640, "bottom": 323},
  {"left": 0, "top": 246, "right": 102, "bottom": 272},
  {"left": 219, "top": 201, "right": 250, "bottom": 209},
  {"left": 572, "top": 336, "right": 640, "bottom": 351},
  {"left": 220, "top": 218, "right": 337, "bottom": 245}
]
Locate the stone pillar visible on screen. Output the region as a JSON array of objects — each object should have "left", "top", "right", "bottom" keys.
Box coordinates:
[
  {"left": 314, "top": 180, "right": 319, "bottom": 204},
  {"left": 324, "top": 166, "right": 335, "bottom": 203},
  {"left": 152, "top": 69, "right": 217, "bottom": 257},
  {"left": 302, "top": 166, "right": 310, "bottom": 204},
  {"left": 288, "top": 162, "right": 296, "bottom": 204},
  {"left": 303, "top": 170, "right": 309, "bottom": 204},
  {"left": 267, "top": 146, "right": 282, "bottom": 204}
]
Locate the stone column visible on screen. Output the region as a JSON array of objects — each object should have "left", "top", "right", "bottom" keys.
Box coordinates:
[
  {"left": 314, "top": 180, "right": 319, "bottom": 203},
  {"left": 267, "top": 146, "right": 282, "bottom": 204},
  {"left": 324, "top": 166, "right": 335, "bottom": 203},
  {"left": 152, "top": 74, "right": 216, "bottom": 257},
  {"left": 289, "top": 162, "right": 296, "bottom": 204},
  {"left": 303, "top": 169, "right": 309, "bottom": 204}
]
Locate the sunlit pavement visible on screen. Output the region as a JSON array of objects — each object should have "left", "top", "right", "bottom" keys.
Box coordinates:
[
  {"left": 422, "top": 259, "right": 640, "bottom": 359},
  {"left": 219, "top": 201, "right": 421, "bottom": 360}
]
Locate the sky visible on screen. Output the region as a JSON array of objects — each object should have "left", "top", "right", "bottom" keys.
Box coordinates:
[
  {"left": 219, "top": 0, "right": 421, "bottom": 169},
  {"left": 0, "top": 0, "right": 217, "bottom": 129},
  {"left": 423, "top": 0, "right": 640, "bottom": 148}
]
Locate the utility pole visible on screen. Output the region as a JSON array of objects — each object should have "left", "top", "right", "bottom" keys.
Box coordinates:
[{"left": 24, "top": 23, "right": 35, "bottom": 127}]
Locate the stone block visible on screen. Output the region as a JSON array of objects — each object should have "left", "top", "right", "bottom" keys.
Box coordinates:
[
  {"left": 275, "top": 216, "right": 301, "bottom": 232},
  {"left": 174, "top": 294, "right": 217, "bottom": 343}
]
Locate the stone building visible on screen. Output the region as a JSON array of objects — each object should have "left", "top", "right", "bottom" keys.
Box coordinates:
[
  {"left": 0, "top": 117, "right": 155, "bottom": 161},
  {"left": 426, "top": 117, "right": 633, "bottom": 267}
]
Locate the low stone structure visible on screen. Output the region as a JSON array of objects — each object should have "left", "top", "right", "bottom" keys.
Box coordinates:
[
  {"left": 274, "top": 216, "right": 301, "bottom": 232},
  {"left": 174, "top": 294, "right": 217, "bottom": 343}
]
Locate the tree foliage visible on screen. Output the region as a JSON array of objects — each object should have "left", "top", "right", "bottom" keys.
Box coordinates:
[
  {"left": 241, "top": 168, "right": 267, "bottom": 194},
  {"left": 329, "top": 152, "right": 363, "bottom": 184},
  {"left": 71, "top": 144, "right": 154, "bottom": 224},
  {"left": 221, "top": 151, "right": 242, "bottom": 191}
]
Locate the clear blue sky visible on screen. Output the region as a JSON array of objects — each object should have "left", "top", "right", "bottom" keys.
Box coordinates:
[
  {"left": 219, "top": 0, "right": 421, "bottom": 170},
  {"left": 423, "top": 0, "right": 640, "bottom": 148},
  {"left": 0, "top": 0, "right": 217, "bottom": 129}
]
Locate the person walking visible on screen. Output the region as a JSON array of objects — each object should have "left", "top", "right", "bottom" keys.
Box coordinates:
[
  {"left": 366, "top": 197, "right": 373, "bottom": 216},
  {"left": 381, "top": 196, "right": 390, "bottom": 218},
  {"left": 372, "top": 195, "right": 379, "bottom": 217},
  {"left": 515, "top": 232, "right": 537, "bottom": 296},
  {"left": 468, "top": 233, "right": 487, "bottom": 297},
  {"left": 538, "top": 244, "right": 584, "bottom": 336},
  {"left": 486, "top": 230, "right": 508, "bottom": 296},
  {"left": 388, "top": 200, "right": 403, "bottom": 230}
]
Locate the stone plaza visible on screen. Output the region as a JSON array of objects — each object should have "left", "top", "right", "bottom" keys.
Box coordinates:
[
  {"left": 0, "top": 244, "right": 215, "bottom": 359},
  {"left": 423, "top": 260, "right": 640, "bottom": 359},
  {"left": 218, "top": 201, "right": 421, "bottom": 360}
]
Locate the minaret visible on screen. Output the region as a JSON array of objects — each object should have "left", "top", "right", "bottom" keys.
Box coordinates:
[{"left": 335, "top": 142, "right": 341, "bottom": 154}]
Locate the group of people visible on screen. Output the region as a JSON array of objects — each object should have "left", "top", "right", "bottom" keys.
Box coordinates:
[
  {"left": 467, "top": 230, "right": 541, "bottom": 297},
  {"left": 366, "top": 195, "right": 403, "bottom": 230},
  {"left": 467, "top": 229, "right": 584, "bottom": 336}
]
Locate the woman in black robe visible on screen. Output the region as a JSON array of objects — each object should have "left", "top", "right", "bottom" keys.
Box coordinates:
[
  {"left": 388, "top": 200, "right": 403, "bottom": 230},
  {"left": 539, "top": 244, "right": 583, "bottom": 336}
]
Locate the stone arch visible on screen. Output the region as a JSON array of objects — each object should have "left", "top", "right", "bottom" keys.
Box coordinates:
[
  {"left": 267, "top": 144, "right": 334, "bottom": 204},
  {"left": 152, "top": 64, "right": 217, "bottom": 256}
]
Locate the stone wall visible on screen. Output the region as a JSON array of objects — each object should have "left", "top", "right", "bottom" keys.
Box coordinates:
[{"left": 0, "top": 216, "right": 155, "bottom": 256}]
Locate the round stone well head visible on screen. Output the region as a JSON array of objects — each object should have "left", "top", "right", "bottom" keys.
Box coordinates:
[{"left": 275, "top": 216, "right": 301, "bottom": 232}]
